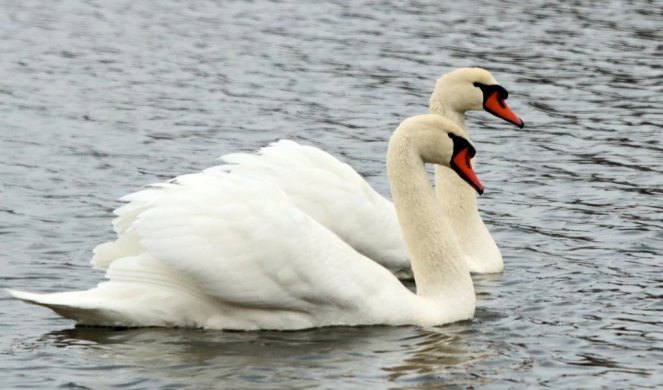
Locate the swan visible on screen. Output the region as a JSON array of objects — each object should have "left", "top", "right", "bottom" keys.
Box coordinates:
[
  {"left": 429, "top": 68, "right": 523, "bottom": 273},
  {"left": 199, "top": 68, "right": 524, "bottom": 276},
  {"left": 9, "top": 114, "right": 483, "bottom": 330}
]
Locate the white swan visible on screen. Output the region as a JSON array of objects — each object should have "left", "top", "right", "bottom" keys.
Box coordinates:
[
  {"left": 9, "top": 114, "right": 483, "bottom": 330},
  {"left": 201, "top": 68, "right": 524, "bottom": 276},
  {"left": 429, "top": 68, "right": 524, "bottom": 273}
]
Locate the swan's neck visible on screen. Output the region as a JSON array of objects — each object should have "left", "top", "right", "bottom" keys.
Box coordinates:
[
  {"left": 429, "top": 91, "right": 477, "bottom": 233},
  {"left": 387, "top": 130, "right": 472, "bottom": 299},
  {"left": 429, "top": 99, "right": 466, "bottom": 131}
]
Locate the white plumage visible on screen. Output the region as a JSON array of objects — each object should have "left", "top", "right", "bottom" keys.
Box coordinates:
[
  {"left": 220, "top": 140, "right": 410, "bottom": 276},
  {"left": 12, "top": 171, "right": 414, "bottom": 329}
]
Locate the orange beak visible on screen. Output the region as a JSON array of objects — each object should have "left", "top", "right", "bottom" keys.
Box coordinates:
[
  {"left": 451, "top": 146, "right": 484, "bottom": 195},
  {"left": 484, "top": 91, "right": 524, "bottom": 128}
]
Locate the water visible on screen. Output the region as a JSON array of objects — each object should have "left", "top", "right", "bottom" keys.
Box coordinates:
[{"left": 1, "top": 0, "right": 661, "bottom": 388}]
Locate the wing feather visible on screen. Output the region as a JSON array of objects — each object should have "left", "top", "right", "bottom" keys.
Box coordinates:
[
  {"left": 129, "top": 171, "right": 404, "bottom": 317},
  {"left": 220, "top": 140, "right": 409, "bottom": 273},
  {"left": 93, "top": 140, "right": 410, "bottom": 279}
]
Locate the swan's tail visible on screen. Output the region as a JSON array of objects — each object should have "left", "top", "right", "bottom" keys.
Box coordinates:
[
  {"left": 7, "top": 284, "right": 215, "bottom": 328},
  {"left": 7, "top": 288, "right": 125, "bottom": 326},
  {"left": 8, "top": 251, "right": 227, "bottom": 328}
]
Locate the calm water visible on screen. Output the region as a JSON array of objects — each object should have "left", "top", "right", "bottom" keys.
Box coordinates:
[{"left": 1, "top": 0, "right": 662, "bottom": 388}]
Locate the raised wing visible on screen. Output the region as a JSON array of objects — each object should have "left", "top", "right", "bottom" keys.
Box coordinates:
[
  {"left": 221, "top": 140, "right": 409, "bottom": 274},
  {"left": 91, "top": 182, "right": 181, "bottom": 270},
  {"left": 131, "top": 171, "right": 407, "bottom": 325}
]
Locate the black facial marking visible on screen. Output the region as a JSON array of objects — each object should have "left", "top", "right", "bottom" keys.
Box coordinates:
[
  {"left": 447, "top": 132, "right": 482, "bottom": 194},
  {"left": 447, "top": 132, "right": 476, "bottom": 159},
  {"left": 473, "top": 82, "right": 509, "bottom": 102}
]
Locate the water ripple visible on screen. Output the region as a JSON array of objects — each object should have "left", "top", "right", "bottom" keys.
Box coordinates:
[{"left": 1, "top": 0, "right": 662, "bottom": 388}]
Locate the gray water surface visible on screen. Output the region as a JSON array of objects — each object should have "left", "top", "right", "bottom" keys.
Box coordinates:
[{"left": 1, "top": 0, "right": 662, "bottom": 388}]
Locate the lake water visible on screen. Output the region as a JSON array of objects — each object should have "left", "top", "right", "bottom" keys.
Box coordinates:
[{"left": 1, "top": 0, "right": 662, "bottom": 388}]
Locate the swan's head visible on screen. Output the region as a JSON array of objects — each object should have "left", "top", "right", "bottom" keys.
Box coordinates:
[
  {"left": 446, "top": 132, "right": 484, "bottom": 195},
  {"left": 397, "top": 115, "right": 484, "bottom": 194},
  {"left": 430, "top": 68, "right": 524, "bottom": 128}
]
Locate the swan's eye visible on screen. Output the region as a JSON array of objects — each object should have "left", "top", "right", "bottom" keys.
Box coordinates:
[{"left": 473, "top": 82, "right": 482, "bottom": 88}]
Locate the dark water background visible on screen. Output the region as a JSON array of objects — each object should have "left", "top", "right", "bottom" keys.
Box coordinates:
[{"left": 1, "top": 0, "right": 662, "bottom": 388}]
